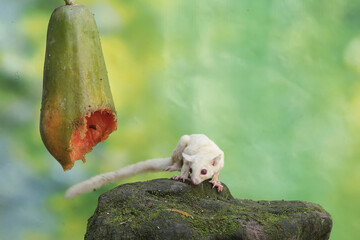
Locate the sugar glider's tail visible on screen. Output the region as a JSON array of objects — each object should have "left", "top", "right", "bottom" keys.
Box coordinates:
[{"left": 65, "top": 157, "right": 172, "bottom": 198}]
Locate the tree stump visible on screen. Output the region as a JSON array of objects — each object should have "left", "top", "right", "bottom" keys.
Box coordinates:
[{"left": 85, "top": 178, "right": 332, "bottom": 240}]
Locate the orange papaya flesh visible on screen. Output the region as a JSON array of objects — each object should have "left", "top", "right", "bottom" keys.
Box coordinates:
[
  {"left": 40, "top": 3, "right": 117, "bottom": 171},
  {"left": 70, "top": 110, "right": 116, "bottom": 162},
  {"left": 41, "top": 106, "right": 117, "bottom": 171}
]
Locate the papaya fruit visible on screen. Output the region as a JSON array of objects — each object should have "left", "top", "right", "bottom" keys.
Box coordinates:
[{"left": 40, "top": 0, "right": 117, "bottom": 171}]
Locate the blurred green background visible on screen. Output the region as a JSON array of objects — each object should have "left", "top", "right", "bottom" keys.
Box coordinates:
[{"left": 0, "top": 0, "right": 359, "bottom": 239}]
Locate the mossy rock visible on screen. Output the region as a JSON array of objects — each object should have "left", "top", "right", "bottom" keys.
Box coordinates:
[{"left": 85, "top": 178, "right": 332, "bottom": 240}]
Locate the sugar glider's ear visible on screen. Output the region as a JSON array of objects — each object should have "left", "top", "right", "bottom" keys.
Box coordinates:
[
  {"left": 182, "top": 153, "right": 195, "bottom": 162},
  {"left": 212, "top": 154, "right": 222, "bottom": 166}
]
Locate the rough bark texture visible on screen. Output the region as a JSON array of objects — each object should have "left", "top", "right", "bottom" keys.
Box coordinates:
[{"left": 85, "top": 178, "right": 332, "bottom": 240}]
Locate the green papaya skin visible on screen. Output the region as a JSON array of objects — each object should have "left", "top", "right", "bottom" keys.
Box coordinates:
[{"left": 40, "top": 2, "right": 117, "bottom": 171}]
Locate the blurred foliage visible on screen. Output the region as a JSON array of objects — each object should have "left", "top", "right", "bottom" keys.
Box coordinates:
[{"left": 0, "top": 0, "right": 360, "bottom": 239}]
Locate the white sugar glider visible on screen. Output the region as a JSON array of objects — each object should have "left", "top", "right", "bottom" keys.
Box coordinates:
[{"left": 65, "top": 134, "right": 225, "bottom": 198}]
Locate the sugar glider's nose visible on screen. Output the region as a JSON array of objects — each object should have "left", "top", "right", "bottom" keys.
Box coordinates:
[{"left": 192, "top": 178, "right": 200, "bottom": 185}]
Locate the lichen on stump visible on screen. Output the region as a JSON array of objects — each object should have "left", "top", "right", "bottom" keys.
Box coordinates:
[{"left": 85, "top": 178, "right": 332, "bottom": 240}]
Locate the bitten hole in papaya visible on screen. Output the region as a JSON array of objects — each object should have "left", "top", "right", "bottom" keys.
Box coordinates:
[{"left": 70, "top": 109, "right": 117, "bottom": 162}]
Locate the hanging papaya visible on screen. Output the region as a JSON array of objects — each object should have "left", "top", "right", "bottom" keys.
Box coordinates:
[{"left": 40, "top": 0, "right": 117, "bottom": 171}]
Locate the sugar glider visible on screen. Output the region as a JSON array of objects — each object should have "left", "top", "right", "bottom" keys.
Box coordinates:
[{"left": 65, "top": 134, "right": 225, "bottom": 198}]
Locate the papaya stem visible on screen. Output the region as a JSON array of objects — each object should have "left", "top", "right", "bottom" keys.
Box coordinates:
[{"left": 64, "top": 0, "right": 75, "bottom": 5}]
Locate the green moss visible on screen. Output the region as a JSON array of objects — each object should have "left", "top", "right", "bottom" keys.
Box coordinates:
[{"left": 86, "top": 179, "right": 332, "bottom": 240}]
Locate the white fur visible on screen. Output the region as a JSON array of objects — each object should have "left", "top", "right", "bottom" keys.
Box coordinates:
[{"left": 65, "top": 134, "right": 224, "bottom": 198}]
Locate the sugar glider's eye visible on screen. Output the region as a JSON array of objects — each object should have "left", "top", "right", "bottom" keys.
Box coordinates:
[
  {"left": 200, "top": 169, "right": 207, "bottom": 175},
  {"left": 189, "top": 168, "right": 192, "bottom": 173}
]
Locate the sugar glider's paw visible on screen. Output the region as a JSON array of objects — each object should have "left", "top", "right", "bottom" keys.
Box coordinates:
[
  {"left": 209, "top": 180, "right": 223, "bottom": 192},
  {"left": 172, "top": 175, "right": 190, "bottom": 182}
]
